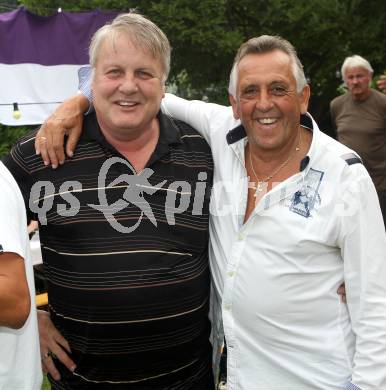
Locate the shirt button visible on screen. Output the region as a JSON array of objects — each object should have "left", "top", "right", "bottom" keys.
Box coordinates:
[
  {"left": 238, "top": 233, "right": 244, "bottom": 241},
  {"left": 228, "top": 271, "right": 235, "bottom": 277},
  {"left": 224, "top": 304, "right": 232, "bottom": 311}
]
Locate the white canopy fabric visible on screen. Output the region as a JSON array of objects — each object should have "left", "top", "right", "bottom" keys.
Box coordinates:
[{"left": 0, "top": 7, "right": 118, "bottom": 125}]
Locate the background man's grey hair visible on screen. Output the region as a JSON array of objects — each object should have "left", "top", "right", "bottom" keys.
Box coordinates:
[
  {"left": 89, "top": 12, "right": 171, "bottom": 83},
  {"left": 341, "top": 54, "right": 374, "bottom": 84},
  {"left": 228, "top": 35, "right": 308, "bottom": 96}
]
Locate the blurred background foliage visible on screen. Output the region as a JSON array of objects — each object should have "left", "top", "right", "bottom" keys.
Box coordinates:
[
  {"left": 1, "top": 0, "right": 386, "bottom": 156},
  {"left": 0, "top": 125, "right": 35, "bottom": 156}
]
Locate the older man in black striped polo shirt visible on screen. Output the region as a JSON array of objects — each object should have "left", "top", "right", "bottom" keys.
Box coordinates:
[{"left": 3, "top": 13, "right": 214, "bottom": 390}]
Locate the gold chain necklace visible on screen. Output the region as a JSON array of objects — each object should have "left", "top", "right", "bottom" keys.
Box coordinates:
[{"left": 249, "top": 130, "right": 302, "bottom": 195}]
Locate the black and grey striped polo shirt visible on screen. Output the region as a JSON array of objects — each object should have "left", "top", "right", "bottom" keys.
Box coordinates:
[{"left": 4, "top": 112, "right": 214, "bottom": 389}]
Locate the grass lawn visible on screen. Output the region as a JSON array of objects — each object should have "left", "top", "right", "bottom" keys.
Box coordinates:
[{"left": 42, "top": 375, "right": 50, "bottom": 389}]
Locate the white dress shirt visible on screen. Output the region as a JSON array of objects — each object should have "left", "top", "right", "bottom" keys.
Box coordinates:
[{"left": 162, "top": 93, "right": 386, "bottom": 390}]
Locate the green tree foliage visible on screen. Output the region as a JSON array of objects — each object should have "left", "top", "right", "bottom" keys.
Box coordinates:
[
  {"left": 0, "top": 0, "right": 18, "bottom": 12},
  {"left": 0, "top": 125, "right": 34, "bottom": 158},
  {"left": 1, "top": 0, "right": 384, "bottom": 155}
]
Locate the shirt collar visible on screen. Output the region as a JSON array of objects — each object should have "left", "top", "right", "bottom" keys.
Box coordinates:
[
  {"left": 83, "top": 111, "right": 182, "bottom": 163},
  {"left": 226, "top": 113, "right": 318, "bottom": 172}
]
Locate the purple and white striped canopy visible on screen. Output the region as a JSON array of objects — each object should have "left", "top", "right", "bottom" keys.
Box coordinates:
[{"left": 0, "top": 7, "right": 119, "bottom": 125}]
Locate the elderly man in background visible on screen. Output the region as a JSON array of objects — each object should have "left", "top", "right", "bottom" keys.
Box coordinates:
[
  {"left": 330, "top": 55, "right": 386, "bottom": 226},
  {"left": 0, "top": 161, "right": 42, "bottom": 389},
  {"left": 3, "top": 13, "right": 214, "bottom": 389},
  {"left": 35, "top": 34, "right": 386, "bottom": 390}
]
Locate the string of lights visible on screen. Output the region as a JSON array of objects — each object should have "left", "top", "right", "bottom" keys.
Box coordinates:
[
  {"left": 0, "top": 102, "right": 62, "bottom": 120},
  {"left": 0, "top": 102, "right": 62, "bottom": 105}
]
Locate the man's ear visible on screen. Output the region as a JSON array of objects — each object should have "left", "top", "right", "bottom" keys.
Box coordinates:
[
  {"left": 299, "top": 84, "right": 311, "bottom": 114},
  {"left": 229, "top": 94, "right": 240, "bottom": 120}
]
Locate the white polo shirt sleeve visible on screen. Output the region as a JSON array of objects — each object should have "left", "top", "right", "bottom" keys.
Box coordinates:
[
  {"left": 0, "top": 163, "right": 26, "bottom": 258},
  {"left": 0, "top": 161, "right": 42, "bottom": 389}
]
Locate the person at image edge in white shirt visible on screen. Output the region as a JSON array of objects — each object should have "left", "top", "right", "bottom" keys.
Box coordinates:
[{"left": 0, "top": 161, "right": 42, "bottom": 389}]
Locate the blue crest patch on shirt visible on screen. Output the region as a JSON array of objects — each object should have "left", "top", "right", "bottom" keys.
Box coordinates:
[{"left": 290, "top": 168, "right": 324, "bottom": 218}]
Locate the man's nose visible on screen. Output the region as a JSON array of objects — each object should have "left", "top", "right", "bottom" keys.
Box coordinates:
[
  {"left": 255, "top": 90, "right": 273, "bottom": 111},
  {"left": 119, "top": 73, "right": 138, "bottom": 93}
]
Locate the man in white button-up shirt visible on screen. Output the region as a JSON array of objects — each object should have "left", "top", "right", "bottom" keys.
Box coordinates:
[{"left": 35, "top": 35, "right": 386, "bottom": 390}]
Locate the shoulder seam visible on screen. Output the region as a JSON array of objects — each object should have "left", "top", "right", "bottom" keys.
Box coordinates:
[{"left": 341, "top": 153, "right": 362, "bottom": 166}]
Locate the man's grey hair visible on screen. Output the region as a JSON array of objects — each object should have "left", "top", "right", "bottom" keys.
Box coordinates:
[
  {"left": 341, "top": 55, "right": 373, "bottom": 83},
  {"left": 228, "top": 35, "right": 307, "bottom": 96},
  {"left": 89, "top": 12, "right": 171, "bottom": 83}
]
